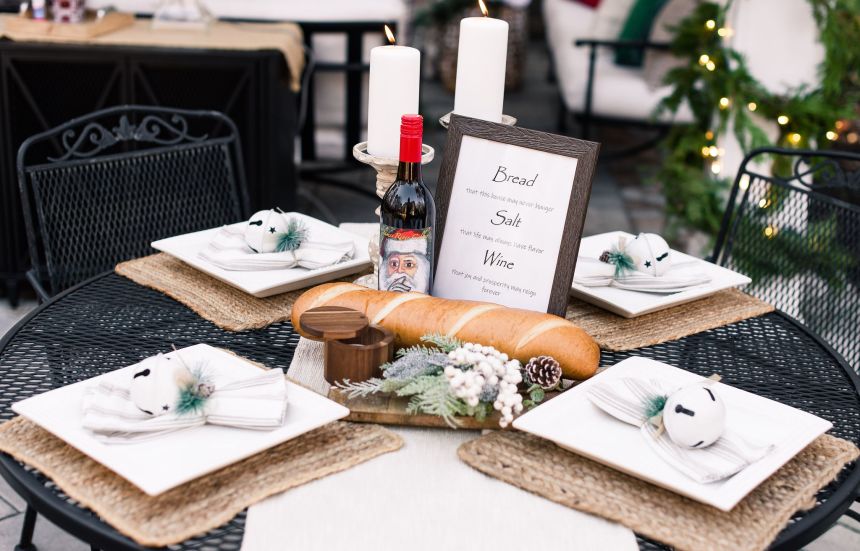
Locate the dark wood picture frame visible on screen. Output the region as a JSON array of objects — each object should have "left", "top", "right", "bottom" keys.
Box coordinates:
[{"left": 434, "top": 114, "right": 600, "bottom": 316}]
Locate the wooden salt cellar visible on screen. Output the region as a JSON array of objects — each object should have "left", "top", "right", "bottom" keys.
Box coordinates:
[{"left": 299, "top": 306, "right": 394, "bottom": 384}]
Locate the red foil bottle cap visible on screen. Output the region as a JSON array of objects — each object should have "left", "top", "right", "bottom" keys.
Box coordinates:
[{"left": 399, "top": 114, "right": 423, "bottom": 163}]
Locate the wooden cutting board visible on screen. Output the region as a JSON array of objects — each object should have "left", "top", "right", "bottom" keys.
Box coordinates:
[{"left": 327, "top": 387, "right": 560, "bottom": 430}]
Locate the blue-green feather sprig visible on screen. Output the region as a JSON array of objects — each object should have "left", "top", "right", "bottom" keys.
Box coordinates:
[
  {"left": 275, "top": 218, "right": 309, "bottom": 252},
  {"left": 175, "top": 364, "right": 215, "bottom": 416},
  {"left": 600, "top": 243, "right": 635, "bottom": 277},
  {"left": 644, "top": 394, "right": 668, "bottom": 420}
]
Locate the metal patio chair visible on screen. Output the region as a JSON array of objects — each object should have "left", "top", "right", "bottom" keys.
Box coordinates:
[
  {"left": 712, "top": 147, "right": 860, "bottom": 524},
  {"left": 17, "top": 105, "right": 250, "bottom": 301},
  {"left": 713, "top": 147, "right": 860, "bottom": 373}
]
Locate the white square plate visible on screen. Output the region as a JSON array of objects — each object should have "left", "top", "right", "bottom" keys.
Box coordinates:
[
  {"left": 513, "top": 357, "right": 831, "bottom": 511},
  {"left": 152, "top": 212, "right": 371, "bottom": 298},
  {"left": 12, "top": 345, "right": 350, "bottom": 496},
  {"left": 570, "top": 231, "right": 751, "bottom": 317}
]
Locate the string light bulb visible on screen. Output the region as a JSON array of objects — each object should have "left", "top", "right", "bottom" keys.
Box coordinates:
[
  {"left": 739, "top": 174, "right": 750, "bottom": 191},
  {"left": 847, "top": 132, "right": 859, "bottom": 144},
  {"left": 717, "top": 27, "right": 733, "bottom": 37},
  {"left": 705, "top": 19, "right": 716, "bottom": 30},
  {"left": 698, "top": 54, "right": 710, "bottom": 66},
  {"left": 777, "top": 115, "right": 790, "bottom": 125},
  {"left": 788, "top": 132, "right": 802, "bottom": 145},
  {"left": 747, "top": 102, "right": 757, "bottom": 112},
  {"left": 826, "top": 131, "right": 838, "bottom": 141},
  {"left": 711, "top": 160, "right": 722, "bottom": 175},
  {"left": 764, "top": 225, "right": 778, "bottom": 239},
  {"left": 719, "top": 97, "right": 730, "bottom": 109},
  {"left": 835, "top": 120, "right": 845, "bottom": 130},
  {"left": 706, "top": 60, "right": 716, "bottom": 71},
  {"left": 701, "top": 146, "right": 711, "bottom": 157},
  {"left": 709, "top": 145, "right": 719, "bottom": 157},
  {"left": 705, "top": 130, "right": 714, "bottom": 140}
]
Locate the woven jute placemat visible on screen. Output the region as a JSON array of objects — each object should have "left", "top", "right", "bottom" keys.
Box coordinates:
[
  {"left": 459, "top": 431, "right": 859, "bottom": 551},
  {"left": 566, "top": 288, "right": 773, "bottom": 351},
  {"left": 117, "top": 254, "right": 772, "bottom": 350},
  {"left": 0, "top": 417, "right": 402, "bottom": 547},
  {"left": 115, "top": 253, "right": 368, "bottom": 332}
]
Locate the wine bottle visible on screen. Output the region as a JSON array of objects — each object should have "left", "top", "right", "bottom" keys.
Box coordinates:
[{"left": 379, "top": 114, "right": 436, "bottom": 294}]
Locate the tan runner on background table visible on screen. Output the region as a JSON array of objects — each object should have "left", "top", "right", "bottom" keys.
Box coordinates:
[
  {"left": 0, "top": 417, "right": 402, "bottom": 547},
  {"left": 0, "top": 15, "right": 304, "bottom": 91},
  {"left": 459, "top": 430, "right": 858, "bottom": 551},
  {"left": 117, "top": 253, "right": 771, "bottom": 350}
]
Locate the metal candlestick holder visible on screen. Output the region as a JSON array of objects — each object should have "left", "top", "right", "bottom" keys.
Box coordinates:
[
  {"left": 352, "top": 141, "right": 435, "bottom": 288},
  {"left": 438, "top": 111, "right": 518, "bottom": 129}
]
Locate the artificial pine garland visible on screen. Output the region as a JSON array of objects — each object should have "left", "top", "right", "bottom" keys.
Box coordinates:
[
  {"left": 654, "top": 0, "right": 860, "bottom": 236},
  {"left": 337, "top": 334, "right": 550, "bottom": 428}
]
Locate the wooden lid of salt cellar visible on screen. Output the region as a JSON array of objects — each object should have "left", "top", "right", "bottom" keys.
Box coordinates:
[{"left": 299, "top": 306, "right": 369, "bottom": 341}]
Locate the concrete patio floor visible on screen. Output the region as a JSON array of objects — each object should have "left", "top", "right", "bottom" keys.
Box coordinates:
[{"left": 0, "top": 41, "right": 858, "bottom": 551}]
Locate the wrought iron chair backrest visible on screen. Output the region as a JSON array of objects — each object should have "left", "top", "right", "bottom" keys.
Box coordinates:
[
  {"left": 17, "top": 105, "right": 250, "bottom": 298},
  {"left": 713, "top": 147, "right": 860, "bottom": 371}
]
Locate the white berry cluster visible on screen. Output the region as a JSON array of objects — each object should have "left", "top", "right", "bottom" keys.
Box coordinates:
[{"left": 443, "top": 343, "right": 524, "bottom": 428}]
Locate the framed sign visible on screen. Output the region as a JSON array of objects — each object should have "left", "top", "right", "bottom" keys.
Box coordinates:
[{"left": 432, "top": 115, "right": 599, "bottom": 316}]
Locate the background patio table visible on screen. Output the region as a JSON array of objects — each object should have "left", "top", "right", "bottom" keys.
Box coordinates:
[{"left": 0, "top": 272, "right": 857, "bottom": 550}]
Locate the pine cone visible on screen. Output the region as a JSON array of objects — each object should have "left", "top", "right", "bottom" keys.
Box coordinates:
[{"left": 525, "top": 356, "right": 562, "bottom": 390}]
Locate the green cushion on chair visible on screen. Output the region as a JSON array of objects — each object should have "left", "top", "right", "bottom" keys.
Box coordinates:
[{"left": 615, "top": 0, "right": 669, "bottom": 67}]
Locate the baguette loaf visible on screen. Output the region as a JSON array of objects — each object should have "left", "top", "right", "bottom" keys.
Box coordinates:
[{"left": 291, "top": 283, "right": 599, "bottom": 380}]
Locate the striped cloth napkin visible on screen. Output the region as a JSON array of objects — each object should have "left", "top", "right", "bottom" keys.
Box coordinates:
[
  {"left": 588, "top": 378, "right": 773, "bottom": 483},
  {"left": 199, "top": 225, "right": 355, "bottom": 271},
  {"left": 574, "top": 258, "right": 711, "bottom": 293},
  {"left": 81, "top": 363, "right": 289, "bottom": 444}
]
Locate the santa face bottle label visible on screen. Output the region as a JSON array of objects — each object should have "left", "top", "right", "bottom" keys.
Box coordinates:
[
  {"left": 379, "top": 114, "right": 435, "bottom": 294},
  {"left": 379, "top": 225, "right": 433, "bottom": 293}
]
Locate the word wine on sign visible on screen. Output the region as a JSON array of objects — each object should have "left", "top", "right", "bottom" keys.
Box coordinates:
[{"left": 483, "top": 249, "right": 515, "bottom": 269}]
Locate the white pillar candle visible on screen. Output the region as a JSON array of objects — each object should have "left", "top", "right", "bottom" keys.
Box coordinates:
[
  {"left": 366, "top": 30, "right": 420, "bottom": 159},
  {"left": 453, "top": 13, "right": 509, "bottom": 123}
]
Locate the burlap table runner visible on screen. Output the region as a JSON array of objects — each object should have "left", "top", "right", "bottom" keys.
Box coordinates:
[
  {"left": 117, "top": 253, "right": 771, "bottom": 350},
  {"left": 0, "top": 417, "right": 402, "bottom": 547},
  {"left": 459, "top": 430, "right": 859, "bottom": 551},
  {"left": 0, "top": 15, "right": 305, "bottom": 91}
]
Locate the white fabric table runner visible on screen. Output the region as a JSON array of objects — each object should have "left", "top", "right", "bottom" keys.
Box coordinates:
[{"left": 241, "top": 339, "right": 638, "bottom": 551}]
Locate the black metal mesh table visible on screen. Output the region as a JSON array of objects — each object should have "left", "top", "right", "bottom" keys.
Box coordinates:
[{"left": 0, "top": 273, "right": 858, "bottom": 550}]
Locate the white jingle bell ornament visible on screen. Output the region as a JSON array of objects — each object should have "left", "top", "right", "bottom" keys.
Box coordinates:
[
  {"left": 624, "top": 233, "right": 672, "bottom": 276},
  {"left": 129, "top": 354, "right": 189, "bottom": 417},
  {"left": 244, "top": 209, "right": 291, "bottom": 253},
  {"left": 663, "top": 382, "right": 726, "bottom": 449}
]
